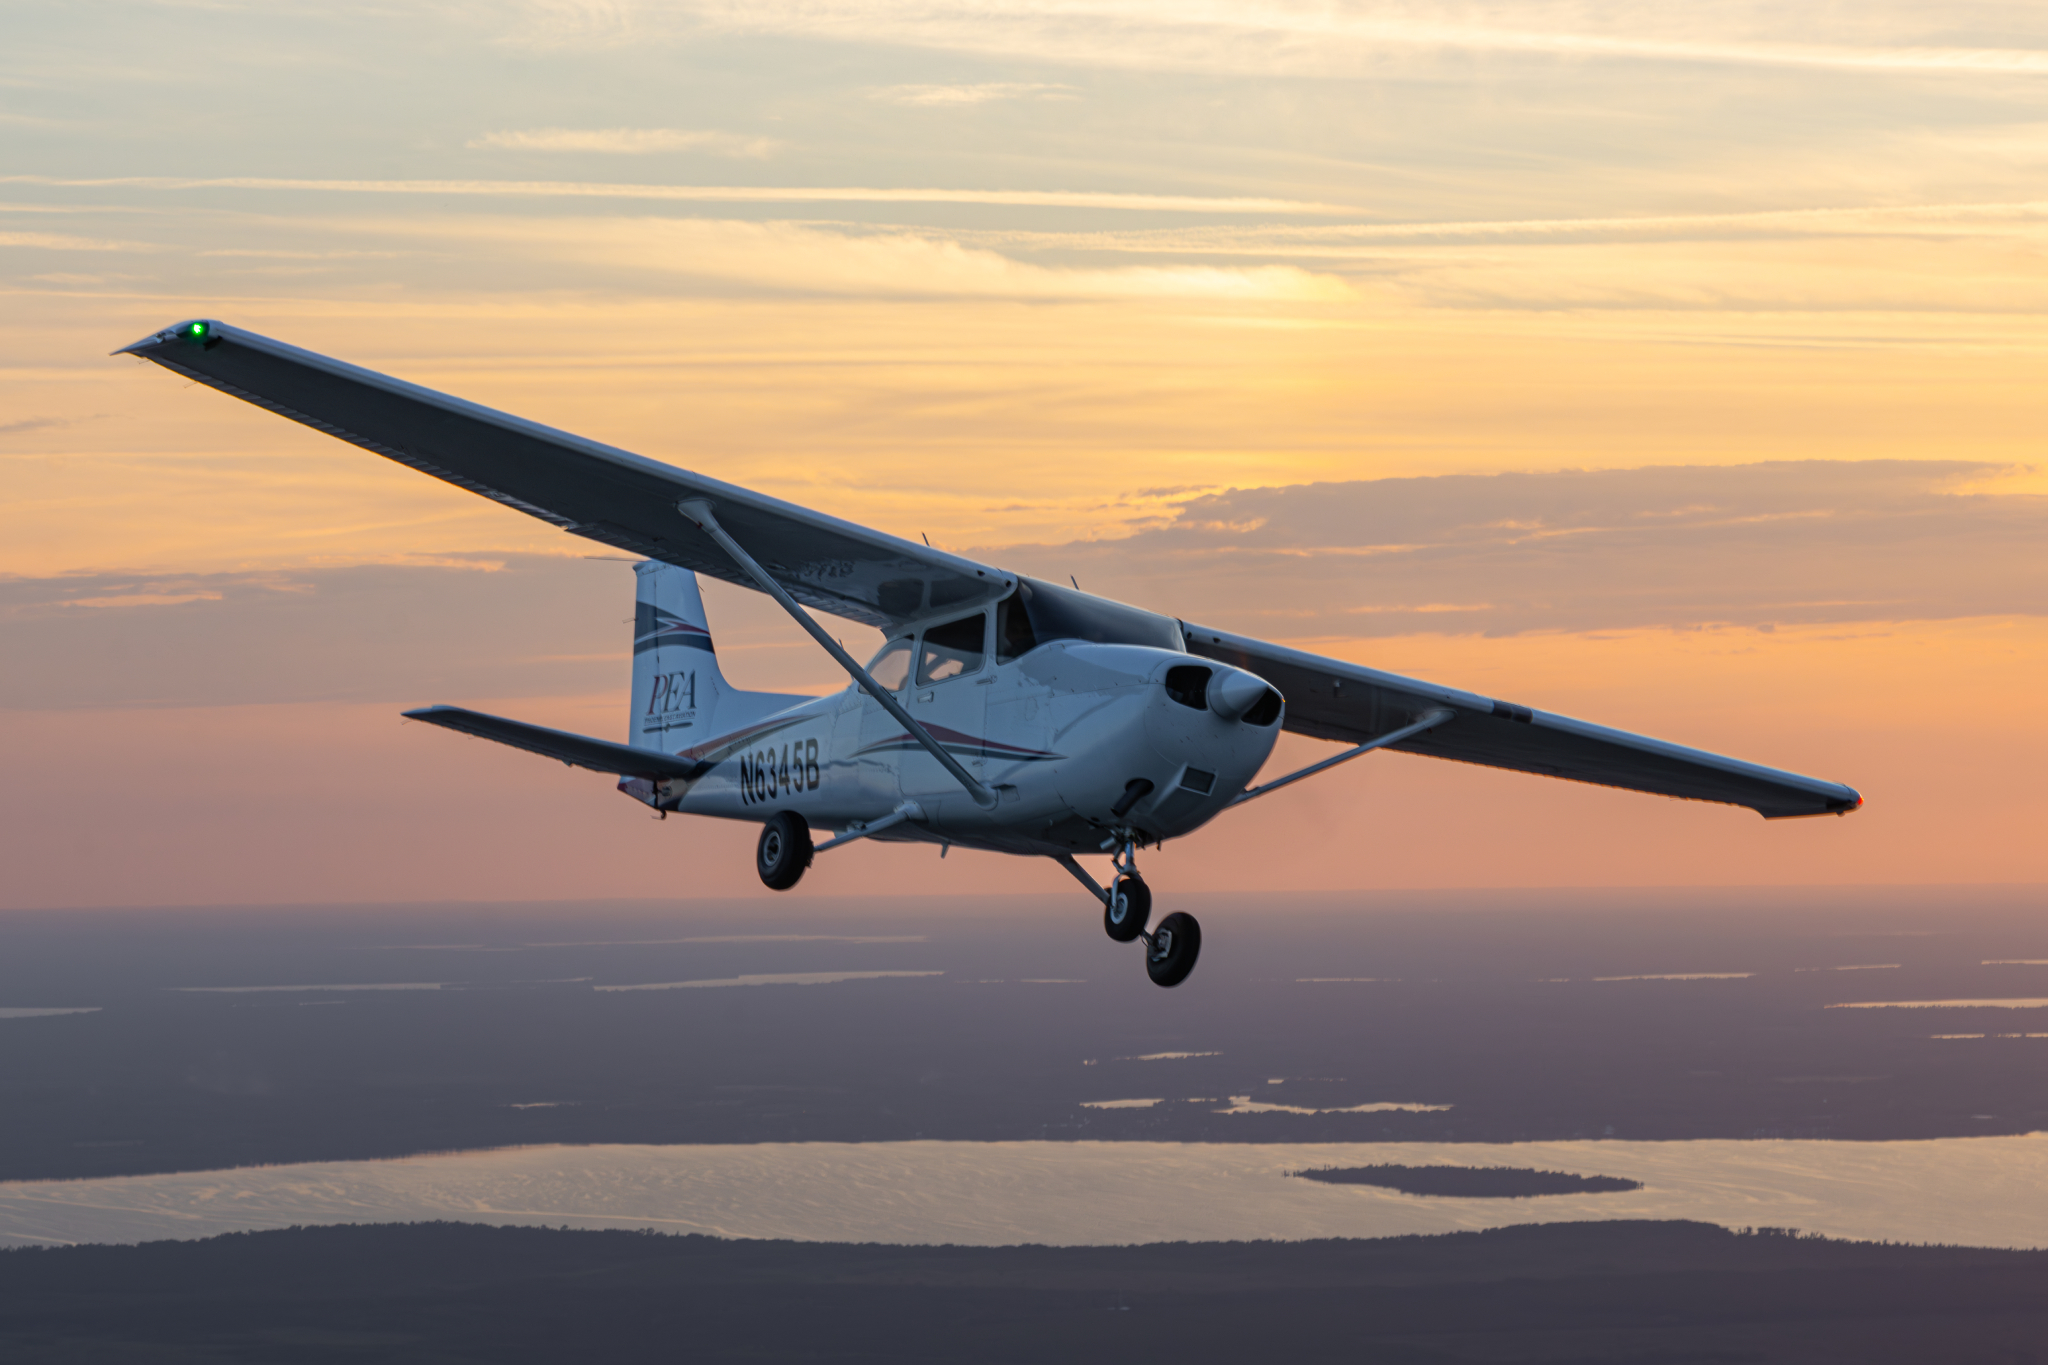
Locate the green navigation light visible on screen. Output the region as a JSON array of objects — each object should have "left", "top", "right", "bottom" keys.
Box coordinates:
[{"left": 188, "top": 322, "right": 208, "bottom": 337}]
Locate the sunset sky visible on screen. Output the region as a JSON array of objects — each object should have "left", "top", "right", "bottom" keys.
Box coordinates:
[{"left": 4, "top": 1, "right": 2046, "bottom": 908}]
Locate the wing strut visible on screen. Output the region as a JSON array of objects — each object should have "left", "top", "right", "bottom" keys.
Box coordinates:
[
  {"left": 1230, "top": 709, "right": 1455, "bottom": 807},
  {"left": 678, "top": 499, "right": 1001, "bottom": 812},
  {"left": 1053, "top": 853, "right": 1111, "bottom": 906}
]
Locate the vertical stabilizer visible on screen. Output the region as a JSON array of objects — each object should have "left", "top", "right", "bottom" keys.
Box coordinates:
[{"left": 632, "top": 561, "right": 729, "bottom": 751}]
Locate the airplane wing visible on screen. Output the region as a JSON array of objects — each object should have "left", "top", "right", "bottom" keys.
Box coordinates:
[
  {"left": 403, "top": 705, "right": 709, "bottom": 780},
  {"left": 116, "top": 320, "right": 1011, "bottom": 631},
  {"left": 121, "top": 319, "right": 1858, "bottom": 819},
  {"left": 1182, "top": 624, "right": 1861, "bottom": 819}
]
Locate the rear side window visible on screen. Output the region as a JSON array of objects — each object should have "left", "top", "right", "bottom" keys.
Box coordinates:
[
  {"left": 917, "top": 613, "right": 986, "bottom": 684},
  {"left": 995, "top": 590, "right": 1038, "bottom": 663},
  {"left": 867, "top": 638, "right": 913, "bottom": 691}
]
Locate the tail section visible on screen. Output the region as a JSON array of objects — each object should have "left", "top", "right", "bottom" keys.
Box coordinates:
[
  {"left": 631, "top": 561, "right": 815, "bottom": 756},
  {"left": 633, "top": 561, "right": 730, "bottom": 751}
]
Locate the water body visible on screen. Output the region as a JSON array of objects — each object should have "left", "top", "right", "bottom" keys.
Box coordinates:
[{"left": 5, "top": 1136, "right": 2046, "bottom": 1250}]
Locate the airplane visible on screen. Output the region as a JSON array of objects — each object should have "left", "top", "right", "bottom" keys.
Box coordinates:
[{"left": 119, "top": 318, "right": 1863, "bottom": 988}]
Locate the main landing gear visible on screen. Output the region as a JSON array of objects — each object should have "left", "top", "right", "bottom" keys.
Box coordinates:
[
  {"left": 756, "top": 811, "right": 813, "bottom": 891},
  {"left": 1096, "top": 834, "right": 1201, "bottom": 988}
]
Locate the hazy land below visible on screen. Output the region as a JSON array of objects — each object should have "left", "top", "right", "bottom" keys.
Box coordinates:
[
  {"left": 9, "top": 888, "right": 2048, "bottom": 1361},
  {"left": 3, "top": 887, "right": 2045, "bottom": 1184}
]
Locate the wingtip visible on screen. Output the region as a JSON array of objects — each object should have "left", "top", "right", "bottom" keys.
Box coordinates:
[{"left": 113, "top": 318, "right": 224, "bottom": 358}]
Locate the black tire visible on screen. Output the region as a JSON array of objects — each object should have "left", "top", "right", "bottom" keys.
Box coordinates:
[
  {"left": 1103, "top": 875, "right": 1151, "bottom": 942},
  {"left": 1145, "top": 911, "right": 1201, "bottom": 988},
  {"left": 755, "top": 812, "right": 813, "bottom": 891}
]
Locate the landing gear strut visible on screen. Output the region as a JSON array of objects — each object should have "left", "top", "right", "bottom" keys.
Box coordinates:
[
  {"left": 1078, "top": 834, "right": 1201, "bottom": 988},
  {"left": 1103, "top": 836, "right": 1150, "bottom": 943}
]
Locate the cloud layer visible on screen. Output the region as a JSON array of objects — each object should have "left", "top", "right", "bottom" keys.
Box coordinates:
[
  {"left": 520, "top": 2, "right": 2048, "bottom": 79},
  {"left": 7, "top": 462, "right": 2039, "bottom": 714},
  {"left": 468, "top": 128, "right": 781, "bottom": 157},
  {"left": 1004, "top": 461, "right": 2048, "bottom": 637}
]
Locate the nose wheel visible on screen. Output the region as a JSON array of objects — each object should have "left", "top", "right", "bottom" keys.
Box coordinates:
[
  {"left": 1102, "top": 835, "right": 1149, "bottom": 941},
  {"left": 1144, "top": 912, "right": 1201, "bottom": 988},
  {"left": 1094, "top": 835, "right": 1200, "bottom": 987}
]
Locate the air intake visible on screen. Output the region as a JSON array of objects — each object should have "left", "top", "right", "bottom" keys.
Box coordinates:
[{"left": 1163, "top": 665, "right": 1212, "bottom": 710}]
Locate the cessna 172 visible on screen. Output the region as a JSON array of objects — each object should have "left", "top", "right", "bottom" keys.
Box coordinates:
[{"left": 121, "top": 319, "right": 1862, "bottom": 988}]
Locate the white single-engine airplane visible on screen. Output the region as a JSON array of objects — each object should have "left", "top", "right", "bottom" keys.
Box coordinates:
[{"left": 122, "top": 319, "right": 1862, "bottom": 988}]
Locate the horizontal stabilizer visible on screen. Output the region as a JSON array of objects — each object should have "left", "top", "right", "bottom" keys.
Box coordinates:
[{"left": 403, "top": 706, "right": 707, "bottom": 781}]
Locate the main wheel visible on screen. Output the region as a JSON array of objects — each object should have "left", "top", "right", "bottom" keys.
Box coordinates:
[
  {"left": 1145, "top": 911, "right": 1201, "bottom": 988},
  {"left": 755, "top": 812, "right": 813, "bottom": 891},
  {"left": 1103, "top": 875, "right": 1151, "bottom": 942}
]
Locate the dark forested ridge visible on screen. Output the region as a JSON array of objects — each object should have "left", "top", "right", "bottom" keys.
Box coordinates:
[
  {"left": 4, "top": 1220, "right": 2046, "bottom": 1364},
  {"left": 1291, "top": 1164, "right": 1643, "bottom": 1196}
]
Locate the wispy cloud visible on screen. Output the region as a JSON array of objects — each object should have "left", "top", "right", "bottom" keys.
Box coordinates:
[
  {"left": 524, "top": 2, "right": 2048, "bottom": 80},
  {"left": 469, "top": 127, "right": 782, "bottom": 157},
  {"left": 0, "top": 558, "right": 624, "bottom": 710},
  {"left": 380, "top": 213, "right": 1354, "bottom": 301},
  {"left": 0, "top": 229, "right": 147, "bottom": 252},
  {"left": 195, "top": 248, "right": 404, "bottom": 260},
  {"left": 932, "top": 200, "right": 2048, "bottom": 314},
  {"left": 0, "top": 175, "right": 1342, "bottom": 215},
  {"left": 868, "top": 82, "right": 1075, "bottom": 105},
  {"left": 0, "top": 417, "right": 69, "bottom": 436},
  {"left": 992, "top": 201, "right": 2048, "bottom": 251}
]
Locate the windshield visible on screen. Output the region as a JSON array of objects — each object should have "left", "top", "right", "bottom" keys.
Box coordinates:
[
  {"left": 995, "top": 577, "right": 1183, "bottom": 660},
  {"left": 865, "top": 638, "right": 912, "bottom": 691}
]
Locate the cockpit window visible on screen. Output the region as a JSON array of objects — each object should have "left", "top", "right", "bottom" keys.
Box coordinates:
[
  {"left": 867, "top": 638, "right": 913, "bottom": 691},
  {"left": 995, "top": 590, "right": 1037, "bottom": 663},
  {"left": 917, "top": 613, "right": 986, "bottom": 685},
  {"left": 995, "top": 577, "right": 1183, "bottom": 657}
]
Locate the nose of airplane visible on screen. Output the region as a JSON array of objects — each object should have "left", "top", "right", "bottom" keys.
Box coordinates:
[{"left": 1207, "top": 668, "right": 1271, "bottom": 722}]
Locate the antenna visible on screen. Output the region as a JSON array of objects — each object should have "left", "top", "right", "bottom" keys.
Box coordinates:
[{"left": 1070, "top": 575, "right": 1080, "bottom": 590}]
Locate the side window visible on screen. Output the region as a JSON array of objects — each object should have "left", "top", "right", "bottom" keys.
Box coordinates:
[
  {"left": 995, "top": 588, "right": 1038, "bottom": 663},
  {"left": 917, "top": 613, "right": 986, "bottom": 685},
  {"left": 867, "top": 638, "right": 913, "bottom": 691}
]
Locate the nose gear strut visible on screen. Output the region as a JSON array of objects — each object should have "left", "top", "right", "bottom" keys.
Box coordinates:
[
  {"left": 1053, "top": 835, "right": 1201, "bottom": 987},
  {"left": 1102, "top": 831, "right": 1151, "bottom": 944}
]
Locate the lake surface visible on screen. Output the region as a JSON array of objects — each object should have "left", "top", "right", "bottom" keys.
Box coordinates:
[{"left": 5, "top": 1135, "right": 2047, "bottom": 1249}]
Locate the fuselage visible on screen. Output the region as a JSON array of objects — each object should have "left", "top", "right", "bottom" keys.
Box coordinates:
[{"left": 637, "top": 639, "right": 1284, "bottom": 858}]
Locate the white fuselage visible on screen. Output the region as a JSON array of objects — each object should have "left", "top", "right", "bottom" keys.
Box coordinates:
[{"left": 645, "top": 641, "right": 1282, "bottom": 857}]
